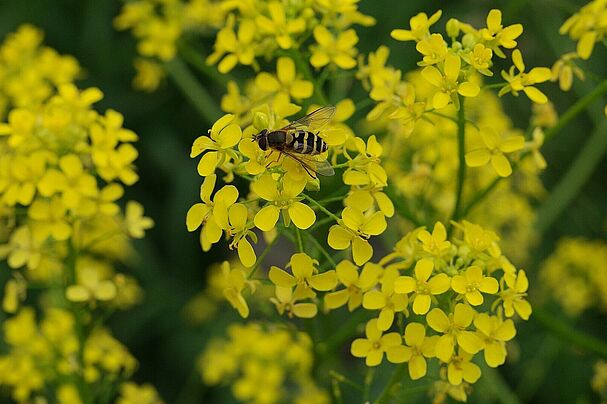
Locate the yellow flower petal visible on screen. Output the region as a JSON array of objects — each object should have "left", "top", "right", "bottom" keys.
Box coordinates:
[
  {"left": 269, "top": 266, "right": 297, "bottom": 287},
  {"left": 254, "top": 205, "right": 280, "bottom": 231},
  {"left": 288, "top": 202, "right": 316, "bottom": 229}
]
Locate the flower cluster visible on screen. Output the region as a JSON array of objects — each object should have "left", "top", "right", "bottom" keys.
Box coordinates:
[
  {"left": 206, "top": 0, "right": 374, "bottom": 73},
  {"left": 347, "top": 221, "right": 530, "bottom": 399},
  {"left": 114, "top": 0, "right": 228, "bottom": 91},
  {"left": 0, "top": 24, "right": 79, "bottom": 117},
  {"left": 559, "top": 0, "right": 607, "bottom": 60},
  {"left": 540, "top": 237, "right": 607, "bottom": 316},
  {"left": 0, "top": 26, "right": 158, "bottom": 403},
  {"left": 188, "top": 98, "right": 392, "bottom": 270},
  {"left": 0, "top": 308, "right": 137, "bottom": 403},
  {"left": 199, "top": 322, "right": 328, "bottom": 404}
]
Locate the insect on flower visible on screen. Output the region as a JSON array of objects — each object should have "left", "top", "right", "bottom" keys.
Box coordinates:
[{"left": 253, "top": 106, "right": 336, "bottom": 178}]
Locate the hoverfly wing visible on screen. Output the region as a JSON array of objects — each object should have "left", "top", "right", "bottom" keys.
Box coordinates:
[
  {"left": 281, "top": 149, "right": 335, "bottom": 178},
  {"left": 312, "top": 158, "right": 335, "bottom": 177},
  {"left": 280, "top": 106, "right": 336, "bottom": 131}
]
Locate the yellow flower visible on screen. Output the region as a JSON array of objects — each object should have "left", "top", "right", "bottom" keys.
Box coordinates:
[
  {"left": 221, "top": 261, "right": 256, "bottom": 318},
  {"left": 132, "top": 58, "right": 165, "bottom": 92},
  {"left": 310, "top": 26, "right": 358, "bottom": 70},
  {"left": 498, "top": 269, "right": 532, "bottom": 319},
  {"left": 417, "top": 222, "right": 451, "bottom": 257},
  {"left": 0, "top": 226, "right": 43, "bottom": 270},
  {"left": 386, "top": 322, "right": 437, "bottom": 379},
  {"left": 451, "top": 266, "right": 499, "bottom": 306},
  {"left": 186, "top": 174, "right": 239, "bottom": 251},
  {"left": 559, "top": 0, "right": 607, "bottom": 59},
  {"left": 207, "top": 18, "right": 256, "bottom": 73},
  {"left": 251, "top": 174, "right": 315, "bottom": 230},
  {"left": 351, "top": 318, "right": 401, "bottom": 366},
  {"left": 328, "top": 206, "right": 386, "bottom": 265},
  {"left": 427, "top": 304, "right": 483, "bottom": 362},
  {"left": 269, "top": 253, "right": 337, "bottom": 298},
  {"left": 124, "top": 201, "right": 154, "bottom": 239},
  {"left": 255, "top": 2, "right": 306, "bottom": 50},
  {"left": 421, "top": 53, "right": 480, "bottom": 109},
  {"left": 270, "top": 286, "right": 318, "bottom": 318},
  {"left": 38, "top": 154, "right": 98, "bottom": 211},
  {"left": 65, "top": 267, "right": 117, "bottom": 304},
  {"left": 394, "top": 258, "right": 450, "bottom": 314},
  {"left": 362, "top": 266, "right": 408, "bottom": 331},
  {"left": 474, "top": 313, "right": 516, "bottom": 367},
  {"left": 28, "top": 197, "right": 71, "bottom": 242},
  {"left": 255, "top": 57, "right": 313, "bottom": 100},
  {"left": 391, "top": 10, "right": 442, "bottom": 42},
  {"left": 445, "top": 349, "right": 481, "bottom": 386},
  {"left": 213, "top": 203, "right": 257, "bottom": 267},
  {"left": 465, "top": 127, "right": 525, "bottom": 177},
  {"left": 551, "top": 52, "right": 585, "bottom": 91},
  {"left": 117, "top": 382, "right": 164, "bottom": 404},
  {"left": 462, "top": 43, "right": 493, "bottom": 76},
  {"left": 324, "top": 261, "right": 382, "bottom": 311},
  {"left": 499, "top": 49, "right": 551, "bottom": 104},
  {"left": 191, "top": 114, "right": 242, "bottom": 177},
  {"left": 416, "top": 33, "right": 448, "bottom": 66},
  {"left": 343, "top": 135, "right": 388, "bottom": 187},
  {"left": 479, "top": 9, "right": 523, "bottom": 58}
]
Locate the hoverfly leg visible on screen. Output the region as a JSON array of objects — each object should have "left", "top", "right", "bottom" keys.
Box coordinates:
[
  {"left": 301, "top": 164, "right": 317, "bottom": 179},
  {"left": 265, "top": 150, "right": 274, "bottom": 168}
]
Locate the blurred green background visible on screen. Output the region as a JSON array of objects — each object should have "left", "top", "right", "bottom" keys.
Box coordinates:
[{"left": 0, "top": 0, "right": 605, "bottom": 402}]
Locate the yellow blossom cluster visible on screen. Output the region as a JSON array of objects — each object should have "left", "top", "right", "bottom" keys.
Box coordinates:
[
  {"left": 0, "top": 308, "right": 137, "bottom": 403},
  {"left": 206, "top": 0, "right": 374, "bottom": 73},
  {"left": 199, "top": 322, "right": 328, "bottom": 404},
  {"left": 345, "top": 220, "right": 530, "bottom": 399},
  {"left": 550, "top": 0, "right": 607, "bottom": 91},
  {"left": 559, "top": 0, "right": 607, "bottom": 60},
  {"left": 360, "top": 53, "right": 544, "bottom": 262},
  {"left": 114, "top": 0, "right": 228, "bottom": 91},
  {"left": 0, "top": 24, "right": 79, "bottom": 118},
  {"left": 540, "top": 237, "right": 607, "bottom": 316},
  {"left": 592, "top": 360, "right": 607, "bottom": 402},
  {"left": 187, "top": 98, "right": 392, "bottom": 270},
  {"left": 0, "top": 25, "right": 159, "bottom": 403}
]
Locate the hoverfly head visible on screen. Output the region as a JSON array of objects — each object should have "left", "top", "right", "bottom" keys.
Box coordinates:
[{"left": 255, "top": 129, "right": 269, "bottom": 150}]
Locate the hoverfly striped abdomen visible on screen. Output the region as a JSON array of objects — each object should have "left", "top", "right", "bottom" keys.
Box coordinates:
[{"left": 290, "top": 130, "right": 327, "bottom": 155}]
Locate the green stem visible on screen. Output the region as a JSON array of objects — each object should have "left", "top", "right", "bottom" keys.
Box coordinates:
[
  {"left": 329, "top": 370, "right": 364, "bottom": 392},
  {"left": 374, "top": 364, "right": 407, "bottom": 404},
  {"left": 450, "top": 96, "right": 467, "bottom": 222},
  {"left": 460, "top": 174, "right": 504, "bottom": 217},
  {"left": 287, "top": 49, "right": 329, "bottom": 105},
  {"left": 543, "top": 79, "right": 607, "bottom": 143},
  {"left": 302, "top": 194, "right": 341, "bottom": 222},
  {"left": 164, "top": 57, "right": 222, "bottom": 123},
  {"left": 384, "top": 185, "right": 423, "bottom": 227},
  {"left": 477, "top": 363, "right": 521, "bottom": 404},
  {"left": 331, "top": 378, "right": 344, "bottom": 404},
  {"left": 247, "top": 233, "right": 279, "bottom": 279},
  {"left": 532, "top": 307, "right": 607, "bottom": 359},
  {"left": 294, "top": 227, "right": 305, "bottom": 252},
  {"left": 363, "top": 368, "right": 375, "bottom": 402},
  {"left": 176, "top": 40, "right": 232, "bottom": 87},
  {"left": 303, "top": 231, "right": 336, "bottom": 268},
  {"left": 535, "top": 119, "right": 607, "bottom": 236},
  {"left": 317, "top": 195, "right": 348, "bottom": 205},
  {"left": 483, "top": 82, "right": 507, "bottom": 89},
  {"left": 460, "top": 80, "right": 607, "bottom": 216}
]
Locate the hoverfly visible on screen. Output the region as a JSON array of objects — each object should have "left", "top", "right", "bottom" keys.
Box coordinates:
[{"left": 253, "top": 106, "right": 336, "bottom": 178}]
